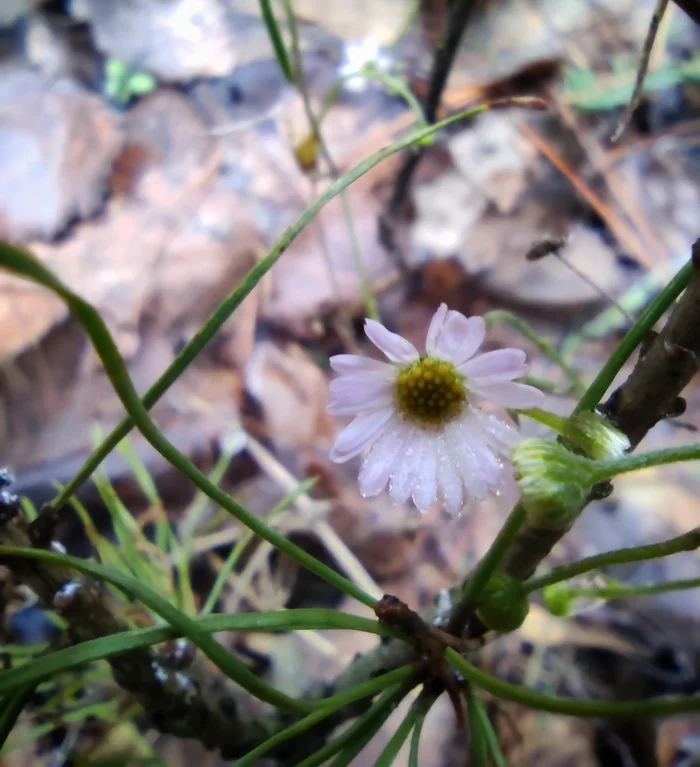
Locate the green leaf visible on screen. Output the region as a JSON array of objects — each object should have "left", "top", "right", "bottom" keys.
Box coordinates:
[
  {"left": 127, "top": 72, "right": 156, "bottom": 96},
  {"left": 470, "top": 691, "right": 508, "bottom": 767}
]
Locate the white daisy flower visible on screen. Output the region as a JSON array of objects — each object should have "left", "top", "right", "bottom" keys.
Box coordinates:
[{"left": 327, "top": 304, "right": 544, "bottom": 515}]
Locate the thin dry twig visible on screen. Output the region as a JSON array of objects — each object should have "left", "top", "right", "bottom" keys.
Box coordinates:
[{"left": 611, "top": 0, "right": 670, "bottom": 143}]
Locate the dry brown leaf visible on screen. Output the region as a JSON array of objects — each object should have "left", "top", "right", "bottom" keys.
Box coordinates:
[{"left": 245, "top": 339, "right": 335, "bottom": 448}]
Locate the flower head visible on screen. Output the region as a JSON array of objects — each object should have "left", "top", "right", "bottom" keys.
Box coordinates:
[{"left": 328, "top": 304, "right": 543, "bottom": 515}]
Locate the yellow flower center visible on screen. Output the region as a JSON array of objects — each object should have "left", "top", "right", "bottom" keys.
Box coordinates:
[{"left": 393, "top": 356, "right": 466, "bottom": 427}]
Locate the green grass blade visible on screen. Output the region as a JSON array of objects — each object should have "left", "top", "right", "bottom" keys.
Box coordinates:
[
  {"left": 116, "top": 436, "right": 160, "bottom": 505},
  {"left": 327, "top": 685, "right": 411, "bottom": 767},
  {"left": 467, "top": 686, "right": 489, "bottom": 767},
  {"left": 0, "top": 684, "right": 36, "bottom": 751},
  {"left": 472, "top": 695, "right": 508, "bottom": 767},
  {"left": 294, "top": 687, "right": 402, "bottom": 767},
  {"left": 0, "top": 242, "right": 376, "bottom": 608},
  {"left": 259, "top": 0, "right": 295, "bottom": 82},
  {"left": 373, "top": 696, "right": 422, "bottom": 767},
  {"left": 200, "top": 477, "right": 316, "bottom": 616},
  {"left": 234, "top": 667, "right": 414, "bottom": 767},
  {"left": 0, "top": 607, "right": 395, "bottom": 696},
  {"left": 0, "top": 546, "right": 307, "bottom": 711}
]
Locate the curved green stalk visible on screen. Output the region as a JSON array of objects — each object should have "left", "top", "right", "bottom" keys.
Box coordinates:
[
  {"left": 0, "top": 606, "right": 398, "bottom": 697},
  {"left": 573, "top": 260, "right": 692, "bottom": 414},
  {"left": 446, "top": 649, "right": 700, "bottom": 718},
  {"left": 592, "top": 442, "right": 700, "bottom": 480},
  {"left": 233, "top": 667, "right": 414, "bottom": 766},
  {"left": 0, "top": 244, "right": 374, "bottom": 608},
  {"left": 524, "top": 527, "right": 700, "bottom": 593},
  {"left": 11, "top": 101, "right": 533, "bottom": 511},
  {"left": 566, "top": 576, "right": 700, "bottom": 601},
  {"left": 0, "top": 546, "right": 397, "bottom": 708}
]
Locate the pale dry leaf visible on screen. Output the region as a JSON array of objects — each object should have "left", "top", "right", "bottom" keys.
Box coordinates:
[
  {"left": 0, "top": 65, "right": 122, "bottom": 242},
  {"left": 70, "top": 0, "right": 237, "bottom": 81}
]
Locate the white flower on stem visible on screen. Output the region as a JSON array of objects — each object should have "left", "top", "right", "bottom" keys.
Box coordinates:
[{"left": 328, "top": 304, "right": 543, "bottom": 515}]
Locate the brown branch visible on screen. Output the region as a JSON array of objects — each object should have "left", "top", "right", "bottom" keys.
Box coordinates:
[{"left": 498, "top": 240, "right": 700, "bottom": 583}]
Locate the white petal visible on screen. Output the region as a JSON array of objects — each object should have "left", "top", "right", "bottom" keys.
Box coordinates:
[
  {"left": 329, "top": 408, "right": 393, "bottom": 463},
  {"left": 470, "top": 381, "right": 543, "bottom": 408},
  {"left": 358, "top": 419, "right": 409, "bottom": 497},
  {"left": 460, "top": 349, "right": 527, "bottom": 382},
  {"left": 447, "top": 422, "right": 488, "bottom": 501},
  {"left": 412, "top": 435, "right": 438, "bottom": 511},
  {"left": 329, "top": 374, "right": 392, "bottom": 400},
  {"left": 431, "top": 311, "right": 485, "bottom": 365},
  {"left": 328, "top": 374, "right": 393, "bottom": 416},
  {"left": 327, "top": 394, "right": 394, "bottom": 416},
  {"left": 364, "top": 319, "right": 419, "bottom": 363},
  {"left": 389, "top": 429, "right": 424, "bottom": 504},
  {"left": 436, "top": 437, "right": 463, "bottom": 515},
  {"left": 425, "top": 303, "right": 448, "bottom": 355},
  {"left": 330, "top": 355, "right": 395, "bottom": 378},
  {"left": 471, "top": 409, "right": 518, "bottom": 453}
]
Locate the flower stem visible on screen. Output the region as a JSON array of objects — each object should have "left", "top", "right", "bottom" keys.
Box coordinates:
[
  {"left": 524, "top": 527, "right": 700, "bottom": 593},
  {"left": 573, "top": 260, "right": 692, "bottom": 414},
  {"left": 448, "top": 505, "right": 527, "bottom": 632},
  {"left": 567, "top": 576, "right": 700, "bottom": 601}
]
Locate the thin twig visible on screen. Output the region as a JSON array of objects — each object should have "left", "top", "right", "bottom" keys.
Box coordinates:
[
  {"left": 612, "top": 0, "right": 670, "bottom": 143},
  {"left": 380, "top": 0, "right": 481, "bottom": 259},
  {"left": 282, "top": 0, "right": 378, "bottom": 319}
]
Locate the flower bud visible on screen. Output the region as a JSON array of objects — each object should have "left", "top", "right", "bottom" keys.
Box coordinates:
[
  {"left": 562, "top": 411, "right": 629, "bottom": 460},
  {"left": 543, "top": 582, "right": 573, "bottom": 617},
  {"left": 511, "top": 439, "right": 598, "bottom": 529},
  {"left": 476, "top": 572, "right": 529, "bottom": 632}
]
